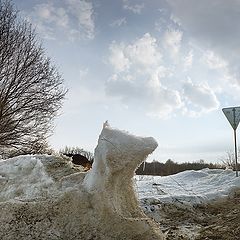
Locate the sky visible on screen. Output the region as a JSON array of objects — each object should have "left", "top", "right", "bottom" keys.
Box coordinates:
[{"left": 12, "top": 0, "right": 240, "bottom": 163}]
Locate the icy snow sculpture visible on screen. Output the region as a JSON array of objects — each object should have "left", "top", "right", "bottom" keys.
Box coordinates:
[{"left": 0, "top": 123, "right": 164, "bottom": 240}]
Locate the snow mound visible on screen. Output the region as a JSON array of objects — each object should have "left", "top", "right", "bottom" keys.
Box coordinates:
[
  {"left": 0, "top": 155, "right": 52, "bottom": 201},
  {"left": 135, "top": 168, "right": 240, "bottom": 206},
  {"left": 0, "top": 123, "right": 164, "bottom": 240},
  {"left": 0, "top": 154, "right": 80, "bottom": 202}
]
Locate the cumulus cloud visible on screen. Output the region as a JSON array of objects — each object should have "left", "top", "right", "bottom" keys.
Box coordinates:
[
  {"left": 163, "top": 29, "right": 182, "bottom": 59},
  {"left": 183, "top": 80, "right": 220, "bottom": 116},
  {"left": 106, "top": 72, "right": 182, "bottom": 119},
  {"left": 109, "top": 42, "right": 130, "bottom": 72},
  {"left": 201, "top": 50, "right": 227, "bottom": 70},
  {"left": 166, "top": 0, "right": 240, "bottom": 83},
  {"left": 107, "top": 33, "right": 184, "bottom": 118},
  {"left": 126, "top": 33, "right": 162, "bottom": 67},
  {"left": 106, "top": 28, "right": 226, "bottom": 118},
  {"left": 30, "top": 0, "right": 95, "bottom": 40},
  {"left": 148, "top": 89, "right": 182, "bottom": 118},
  {"left": 108, "top": 33, "right": 162, "bottom": 73},
  {"left": 147, "top": 72, "right": 183, "bottom": 118},
  {"left": 109, "top": 33, "right": 161, "bottom": 72}
]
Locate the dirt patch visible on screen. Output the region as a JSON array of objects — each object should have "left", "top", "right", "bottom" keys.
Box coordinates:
[
  {"left": 195, "top": 189, "right": 240, "bottom": 240},
  {"left": 142, "top": 189, "right": 240, "bottom": 239}
]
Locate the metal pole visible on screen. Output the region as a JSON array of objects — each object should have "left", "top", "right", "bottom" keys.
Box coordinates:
[
  {"left": 234, "top": 129, "right": 238, "bottom": 177},
  {"left": 232, "top": 108, "right": 238, "bottom": 177}
]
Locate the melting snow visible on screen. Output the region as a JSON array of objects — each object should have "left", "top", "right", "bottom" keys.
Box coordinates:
[
  {"left": 0, "top": 155, "right": 56, "bottom": 201},
  {"left": 135, "top": 168, "right": 240, "bottom": 206},
  {"left": 1, "top": 154, "right": 240, "bottom": 207}
]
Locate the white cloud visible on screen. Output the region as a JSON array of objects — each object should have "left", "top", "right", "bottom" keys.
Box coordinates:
[
  {"left": 30, "top": 0, "right": 95, "bottom": 41},
  {"left": 107, "top": 17, "right": 230, "bottom": 119},
  {"left": 38, "top": 5, "right": 68, "bottom": 27},
  {"left": 122, "top": 0, "right": 144, "bottom": 14},
  {"left": 31, "top": 3, "right": 69, "bottom": 38},
  {"left": 155, "top": 18, "right": 167, "bottom": 33},
  {"left": 107, "top": 31, "right": 225, "bottom": 118},
  {"left": 163, "top": 29, "right": 182, "bottom": 59},
  {"left": 66, "top": 0, "right": 95, "bottom": 39},
  {"left": 166, "top": 0, "right": 240, "bottom": 84},
  {"left": 148, "top": 87, "right": 182, "bottom": 118},
  {"left": 183, "top": 50, "right": 193, "bottom": 71},
  {"left": 107, "top": 33, "right": 183, "bottom": 118},
  {"left": 109, "top": 42, "right": 130, "bottom": 72},
  {"left": 110, "top": 17, "right": 127, "bottom": 27},
  {"left": 202, "top": 50, "right": 227, "bottom": 70},
  {"left": 183, "top": 80, "right": 220, "bottom": 115},
  {"left": 106, "top": 72, "right": 182, "bottom": 119},
  {"left": 147, "top": 71, "right": 183, "bottom": 118},
  {"left": 148, "top": 66, "right": 171, "bottom": 89},
  {"left": 126, "top": 33, "right": 161, "bottom": 67},
  {"left": 109, "top": 33, "right": 161, "bottom": 72}
]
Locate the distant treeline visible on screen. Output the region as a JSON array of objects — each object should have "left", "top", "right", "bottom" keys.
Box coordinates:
[{"left": 136, "top": 159, "right": 223, "bottom": 176}]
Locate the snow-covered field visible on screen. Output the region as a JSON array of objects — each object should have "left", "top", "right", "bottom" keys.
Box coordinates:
[
  {"left": 2, "top": 123, "right": 239, "bottom": 239},
  {"left": 1, "top": 155, "right": 239, "bottom": 205},
  {"left": 134, "top": 169, "right": 240, "bottom": 239},
  {"left": 135, "top": 168, "right": 240, "bottom": 206},
  {"left": 1, "top": 155, "right": 240, "bottom": 239}
]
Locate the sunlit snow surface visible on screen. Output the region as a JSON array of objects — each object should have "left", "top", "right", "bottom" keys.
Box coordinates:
[
  {"left": 0, "top": 155, "right": 240, "bottom": 206},
  {"left": 135, "top": 169, "right": 240, "bottom": 206},
  {"left": 0, "top": 155, "right": 56, "bottom": 201}
]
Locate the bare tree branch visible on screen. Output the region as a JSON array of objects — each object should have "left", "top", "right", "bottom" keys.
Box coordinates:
[{"left": 0, "top": 1, "right": 67, "bottom": 158}]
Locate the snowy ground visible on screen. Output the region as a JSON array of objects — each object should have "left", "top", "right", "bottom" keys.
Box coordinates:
[
  {"left": 1, "top": 155, "right": 240, "bottom": 239},
  {"left": 134, "top": 169, "right": 240, "bottom": 239},
  {"left": 1, "top": 155, "right": 239, "bottom": 205},
  {"left": 135, "top": 168, "right": 240, "bottom": 206}
]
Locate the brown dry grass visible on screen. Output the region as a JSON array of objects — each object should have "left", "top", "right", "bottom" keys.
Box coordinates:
[{"left": 144, "top": 189, "right": 240, "bottom": 240}]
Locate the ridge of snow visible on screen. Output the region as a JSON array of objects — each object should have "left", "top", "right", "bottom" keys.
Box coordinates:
[{"left": 135, "top": 168, "right": 240, "bottom": 206}]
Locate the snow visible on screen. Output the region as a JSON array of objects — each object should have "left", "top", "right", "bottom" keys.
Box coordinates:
[
  {"left": 135, "top": 168, "right": 240, "bottom": 207},
  {"left": 0, "top": 154, "right": 81, "bottom": 202},
  {"left": 1, "top": 154, "right": 240, "bottom": 206},
  {"left": 0, "top": 155, "right": 55, "bottom": 201},
  {"left": 83, "top": 122, "right": 158, "bottom": 193},
  {"left": 0, "top": 123, "right": 165, "bottom": 240},
  {"left": 1, "top": 123, "right": 240, "bottom": 239}
]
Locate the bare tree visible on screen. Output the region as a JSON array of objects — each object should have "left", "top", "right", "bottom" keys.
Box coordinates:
[
  {"left": 220, "top": 150, "right": 239, "bottom": 170},
  {"left": 0, "top": 1, "right": 67, "bottom": 158}
]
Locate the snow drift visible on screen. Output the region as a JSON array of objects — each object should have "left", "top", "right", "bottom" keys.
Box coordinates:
[
  {"left": 0, "top": 123, "right": 164, "bottom": 240},
  {"left": 136, "top": 168, "right": 240, "bottom": 209}
]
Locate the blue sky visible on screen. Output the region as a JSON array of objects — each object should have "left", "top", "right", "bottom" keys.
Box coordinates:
[{"left": 13, "top": 0, "right": 240, "bottom": 163}]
